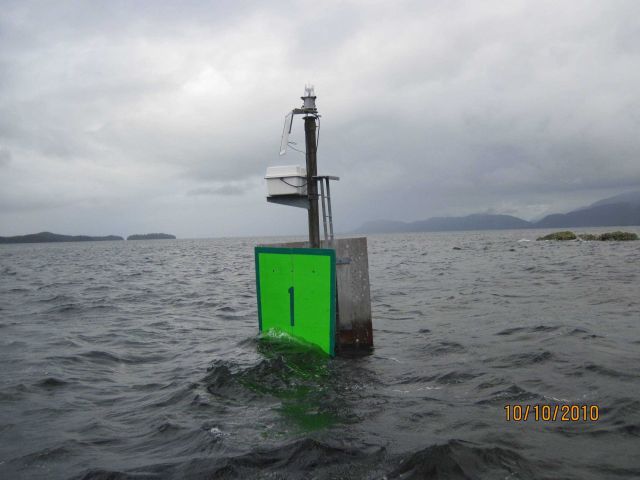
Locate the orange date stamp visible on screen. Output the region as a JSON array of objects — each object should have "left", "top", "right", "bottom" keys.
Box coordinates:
[{"left": 504, "top": 404, "right": 600, "bottom": 422}]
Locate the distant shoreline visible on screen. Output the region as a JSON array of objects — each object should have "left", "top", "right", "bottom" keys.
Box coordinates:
[{"left": 0, "top": 232, "right": 176, "bottom": 245}]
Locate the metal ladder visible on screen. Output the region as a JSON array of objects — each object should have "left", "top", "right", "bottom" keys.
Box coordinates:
[{"left": 314, "top": 175, "right": 339, "bottom": 245}]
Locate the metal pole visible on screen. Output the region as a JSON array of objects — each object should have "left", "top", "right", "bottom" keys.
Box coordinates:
[{"left": 304, "top": 115, "right": 320, "bottom": 248}]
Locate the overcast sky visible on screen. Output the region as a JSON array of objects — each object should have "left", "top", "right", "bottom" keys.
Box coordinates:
[{"left": 1, "top": 0, "right": 639, "bottom": 237}]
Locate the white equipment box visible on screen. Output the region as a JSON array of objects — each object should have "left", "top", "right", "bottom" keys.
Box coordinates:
[{"left": 265, "top": 165, "right": 307, "bottom": 196}]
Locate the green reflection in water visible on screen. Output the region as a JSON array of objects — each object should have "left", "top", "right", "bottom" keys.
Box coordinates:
[{"left": 238, "top": 329, "right": 348, "bottom": 433}]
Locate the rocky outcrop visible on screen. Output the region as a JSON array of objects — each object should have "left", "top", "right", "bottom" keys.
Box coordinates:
[
  {"left": 597, "top": 231, "right": 638, "bottom": 241},
  {"left": 537, "top": 231, "right": 577, "bottom": 241},
  {"left": 537, "top": 231, "right": 638, "bottom": 241}
]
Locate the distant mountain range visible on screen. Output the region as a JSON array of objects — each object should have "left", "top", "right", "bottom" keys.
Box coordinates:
[{"left": 356, "top": 191, "right": 640, "bottom": 234}]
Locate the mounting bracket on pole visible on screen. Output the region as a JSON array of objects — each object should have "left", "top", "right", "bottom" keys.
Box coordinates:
[{"left": 279, "top": 85, "right": 320, "bottom": 157}]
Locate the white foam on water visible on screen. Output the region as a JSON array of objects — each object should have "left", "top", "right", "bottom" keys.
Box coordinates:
[{"left": 209, "top": 427, "right": 226, "bottom": 438}]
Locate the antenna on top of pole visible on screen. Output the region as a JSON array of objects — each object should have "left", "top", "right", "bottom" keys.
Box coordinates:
[{"left": 301, "top": 85, "right": 317, "bottom": 112}]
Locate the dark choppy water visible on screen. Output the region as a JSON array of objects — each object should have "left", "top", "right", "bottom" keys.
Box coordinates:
[{"left": 1, "top": 229, "right": 639, "bottom": 479}]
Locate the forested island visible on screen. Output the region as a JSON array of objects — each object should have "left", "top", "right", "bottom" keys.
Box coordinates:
[
  {"left": 0, "top": 232, "right": 123, "bottom": 244},
  {"left": 0, "top": 231, "right": 177, "bottom": 244},
  {"left": 127, "top": 233, "right": 176, "bottom": 240}
]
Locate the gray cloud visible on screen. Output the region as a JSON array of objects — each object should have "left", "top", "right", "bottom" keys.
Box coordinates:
[
  {"left": 0, "top": 148, "right": 11, "bottom": 167},
  {"left": 187, "top": 184, "right": 251, "bottom": 196},
  {"left": 1, "top": 0, "right": 639, "bottom": 237}
]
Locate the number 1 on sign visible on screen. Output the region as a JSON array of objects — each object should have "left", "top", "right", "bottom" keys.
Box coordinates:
[{"left": 288, "top": 286, "right": 295, "bottom": 326}]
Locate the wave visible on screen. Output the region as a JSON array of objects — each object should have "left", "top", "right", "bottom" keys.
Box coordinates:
[
  {"left": 72, "top": 438, "right": 385, "bottom": 480},
  {"left": 34, "top": 377, "right": 69, "bottom": 389},
  {"left": 385, "top": 439, "right": 545, "bottom": 479},
  {"left": 47, "top": 350, "right": 169, "bottom": 366},
  {"left": 496, "top": 325, "right": 561, "bottom": 336},
  {"left": 476, "top": 383, "right": 543, "bottom": 405},
  {"left": 69, "top": 439, "right": 549, "bottom": 480},
  {"left": 488, "top": 350, "right": 555, "bottom": 368}
]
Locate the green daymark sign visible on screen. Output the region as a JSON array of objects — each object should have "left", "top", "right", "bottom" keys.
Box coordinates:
[{"left": 255, "top": 247, "right": 336, "bottom": 356}]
